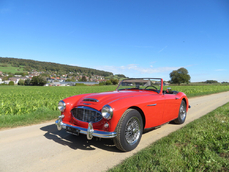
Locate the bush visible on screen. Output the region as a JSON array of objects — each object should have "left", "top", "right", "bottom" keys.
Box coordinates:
[
  {"left": 9, "top": 81, "right": 14, "bottom": 85},
  {"left": 106, "top": 80, "right": 112, "bottom": 85},
  {"left": 31, "top": 76, "right": 47, "bottom": 86},
  {"left": 24, "top": 79, "right": 31, "bottom": 86},
  {"left": 18, "top": 79, "right": 25, "bottom": 85},
  {"left": 110, "top": 78, "right": 119, "bottom": 85},
  {"left": 75, "top": 83, "right": 86, "bottom": 86},
  {"left": 99, "top": 82, "right": 106, "bottom": 86}
]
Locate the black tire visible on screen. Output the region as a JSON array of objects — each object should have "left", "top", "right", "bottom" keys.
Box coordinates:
[
  {"left": 174, "top": 100, "right": 187, "bottom": 124},
  {"left": 113, "top": 109, "right": 143, "bottom": 152}
]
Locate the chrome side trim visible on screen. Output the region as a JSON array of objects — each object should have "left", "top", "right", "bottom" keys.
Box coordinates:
[
  {"left": 55, "top": 117, "right": 117, "bottom": 139},
  {"left": 147, "top": 104, "right": 157, "bottom": 106}
]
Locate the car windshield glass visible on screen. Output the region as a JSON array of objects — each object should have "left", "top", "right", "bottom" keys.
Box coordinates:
[{"left": 117, "top": 78, "right": 161, "bottom": 93}]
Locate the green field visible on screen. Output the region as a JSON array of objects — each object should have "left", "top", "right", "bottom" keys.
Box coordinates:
[
  {"left": 0, "top": 85, "right": 116, "bottom": 128},
  {"left": 164, "top": 85, "right": 229, "bottom": 97},
  {"left": 0, "top": 63, "right": 25, "bottom": 73},
  {"left": 1, "top": 85, "right": 229, "bottom": 128}
]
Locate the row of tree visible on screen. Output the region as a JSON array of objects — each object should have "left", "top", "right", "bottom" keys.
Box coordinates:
[
  {"left": 16, "top": 77, "right": 119, "bottom": 86},
  {"left": 99, "top": 78, "right": 119, "bottom": 85},
  {"left": 18, "top": 76, "right": 47, "bottom": 86}
]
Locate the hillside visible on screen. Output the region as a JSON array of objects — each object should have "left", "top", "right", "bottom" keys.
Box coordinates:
[{"left": 0, "top": 57, "right": 113, "bottom": 76}]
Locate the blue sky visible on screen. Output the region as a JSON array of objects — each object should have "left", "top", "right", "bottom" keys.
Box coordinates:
[{"left": 0, "top": 0, "right": 228, "bottom": 82}]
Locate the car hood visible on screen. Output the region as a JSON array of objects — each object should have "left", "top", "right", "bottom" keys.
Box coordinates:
[{"left": 78, "top": 90, "right": 156, "bottom": 105}]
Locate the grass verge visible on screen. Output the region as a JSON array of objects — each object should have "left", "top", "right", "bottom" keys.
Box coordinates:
[
  {"left": 0, "top": 107, "right": 59, "bottom": 129},
  {"left": 108, "top": 102, "right": 229, "bottom": 172}
]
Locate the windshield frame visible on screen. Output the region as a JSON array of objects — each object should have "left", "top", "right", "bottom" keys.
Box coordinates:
[{"left": 116, "top": 78, "right": 163, "bottom": 94}]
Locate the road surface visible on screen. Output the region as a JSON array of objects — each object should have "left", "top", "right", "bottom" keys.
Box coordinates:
[{"left": 1, "top": 91, "right": 229, "bottom": 172}]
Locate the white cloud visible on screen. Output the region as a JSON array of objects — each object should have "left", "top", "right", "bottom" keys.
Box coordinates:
[
  {"left": 215, "top": 69, "right": 226, "bottom": 72},
  {"left": 94, "top": 64, "right": 180, "bottom": 78}
]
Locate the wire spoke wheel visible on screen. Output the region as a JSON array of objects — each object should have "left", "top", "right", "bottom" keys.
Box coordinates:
[
  {"left": 125, "top": 117, "right": 141, "bottom": 145},
  {"left": 174, "top": 100, "right": 187, "bottom": 124},
  {"left": 180, "top": 102, "right": 186, "bottom": 120},
  {"left": 113, "top": 109, "right": 143, "bottom": 152}
]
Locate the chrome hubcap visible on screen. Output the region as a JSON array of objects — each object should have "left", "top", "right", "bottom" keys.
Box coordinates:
[{"left": 125, "top": 117, "right": 141, "bottom": 145}]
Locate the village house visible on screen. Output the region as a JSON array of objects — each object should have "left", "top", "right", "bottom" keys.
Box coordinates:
[
  {"left": 47, "top": 77, "right": 65, "bottom": 83},
  {"left": 14, "top": 75, "right": 22, "bottom": 77},
  {"left": 9, "top": 77, "right": 27, "bottom": 84},
  {"left": 3, "top": 80, "right": 10, "bottom": 84}
]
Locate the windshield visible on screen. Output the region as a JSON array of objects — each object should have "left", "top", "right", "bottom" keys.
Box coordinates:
[{"left": 117, "top": 78, "right": 161, "bottom": 93}]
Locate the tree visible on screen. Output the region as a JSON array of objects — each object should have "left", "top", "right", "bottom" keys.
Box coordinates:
[
  {"left": 15, "top": 72, "right": 26, "bottom": 77},
  {"left": 9, "top": 81, "right": 14, "bottom": 85},
  {"left": 170, "top": 68, "right": 191, "bottom": 85},
  {"left": 31, "top": 76, "right": 47, "bottom": 86},
  {"left": 18, "top": 79, "right": 25, "bottom": 85},
  {"left": 110, "top": 78, "right": 119, "bottom": 85},
  {"left": 24, "top": 79, "right": 31, "bottom": 85},
  {"left": 106, "top": 80, "right": 112, "bottom": 85},
  {"left": 205, "top": 80, "right": 218, "bottom": 84},
  {"left": 81, "top": 76, "right": 87, "bottom": 82},
  {"left": 99, "top": 81, "right": 106, "bottom": 86},
  {"left": 2, "top": 76, "right": 9, "bottom": 81}
]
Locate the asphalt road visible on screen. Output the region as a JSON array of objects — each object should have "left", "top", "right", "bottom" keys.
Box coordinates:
[{"left": 1, "top": 91, "right": 229, "bottom": 172}]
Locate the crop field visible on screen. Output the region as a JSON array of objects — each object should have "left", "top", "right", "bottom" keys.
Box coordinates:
[
  {"left": 164, "top": 85, "right": 229, "bottom": 97},
  {"left": 0, "top": 85, "right": 117, "bottom": 116},
  {"left": 1, "top": 84, "right": 229, "bottom": 128}
]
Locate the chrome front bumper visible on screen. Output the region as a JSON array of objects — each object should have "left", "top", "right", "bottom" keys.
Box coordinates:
[{"left": 55, "top": 115, "right": 117, "bottom": 140}]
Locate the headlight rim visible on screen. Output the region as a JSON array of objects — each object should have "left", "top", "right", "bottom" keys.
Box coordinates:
[
  {"left": 58, "top": 100, "right": 66, "bottom": 112},
  {"left": 101, "top": 105, "right": 113, "bottom": 120}
]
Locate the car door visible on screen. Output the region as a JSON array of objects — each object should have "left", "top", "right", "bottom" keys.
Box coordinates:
[
  {"left": 144, "top": 94, "right": 165, "bottom": 128},
  {"left": 163, "top": 94, "right": 180, "bottom": 122}
]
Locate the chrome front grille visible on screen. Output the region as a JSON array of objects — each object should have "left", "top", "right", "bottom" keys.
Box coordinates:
[{"left": 71, "top": 106, "right": 103, "bottom": 123}]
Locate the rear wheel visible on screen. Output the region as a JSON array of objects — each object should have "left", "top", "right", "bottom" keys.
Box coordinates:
[
  {"left": 174, "top": 100, "right": 187, "bottom": 124},
  {"left": 113, "top": 109, "right": 143, "bottom": 152}
]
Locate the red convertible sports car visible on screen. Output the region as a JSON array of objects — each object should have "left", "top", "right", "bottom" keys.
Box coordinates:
[{"left": 56, "top": 78, "right": 190, "bottom": 151}]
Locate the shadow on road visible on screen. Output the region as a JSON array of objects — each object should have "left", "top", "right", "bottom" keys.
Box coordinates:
[{"left": 40, "top": 124, "right": 120, "bottom": 152}]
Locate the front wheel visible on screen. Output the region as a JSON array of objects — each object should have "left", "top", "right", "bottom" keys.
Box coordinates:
[
  {"left": 113, "top": 109, "right": 143, "bottom": 152},
  {"left": 174, "top": 100, "right": 187, "bottom": 124}
]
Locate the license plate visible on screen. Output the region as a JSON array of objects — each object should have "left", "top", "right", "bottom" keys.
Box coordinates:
[{"left": 66, "top": 126, "right": 80, "bottom": 135}]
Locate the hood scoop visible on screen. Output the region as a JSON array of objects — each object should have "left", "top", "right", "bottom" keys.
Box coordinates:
[{"left": 83, "top": 98, "right": 99, "bottom": 102}]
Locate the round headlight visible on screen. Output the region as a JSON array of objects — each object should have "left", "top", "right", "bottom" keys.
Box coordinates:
[
  {"left": 101, "top": 105, "right": 113, "bottom": 120},
  {"left": 58, "top": 100, "right": 66, "bottom": 112}
]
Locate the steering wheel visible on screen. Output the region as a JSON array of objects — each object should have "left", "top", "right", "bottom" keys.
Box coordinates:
[{"left": 145, "top": 86, "right": 158, "bottom": 90}]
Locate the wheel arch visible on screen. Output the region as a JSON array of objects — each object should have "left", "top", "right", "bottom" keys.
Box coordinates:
[
  {"left": 182, "top": 98, "right": 187, "bottom": 105},
  {"left": 181, "top": 97, "right": 189, "bottom": 111},
  {"left": 128, "top": 106, "right": 146, "bottom": 129}
]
